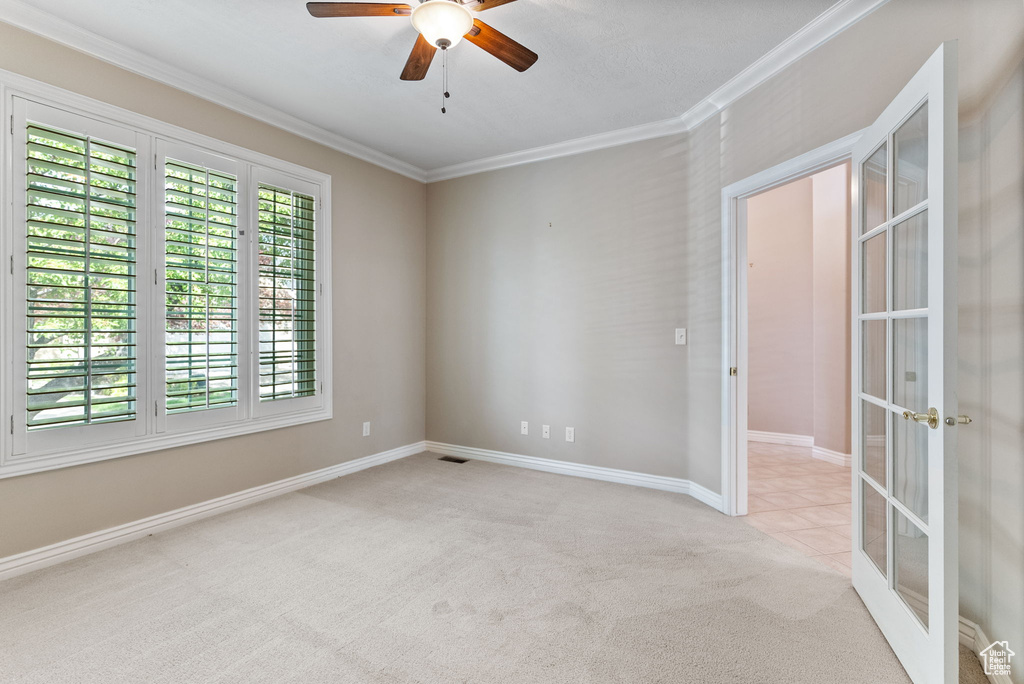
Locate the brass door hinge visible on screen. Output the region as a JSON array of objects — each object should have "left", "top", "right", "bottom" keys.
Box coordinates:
[{"left": 730, "top": 367, "right": 738, "bottom": 377}]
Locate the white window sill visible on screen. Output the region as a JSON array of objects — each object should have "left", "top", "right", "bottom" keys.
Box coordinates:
[{"left": 0, "top": 407, "right": 332, "bottom": 479}]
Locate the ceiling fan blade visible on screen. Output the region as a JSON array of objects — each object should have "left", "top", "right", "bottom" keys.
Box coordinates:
[
  {"left": 461, "top": 0, "right": 519, "bottom": 11},
  {"left": 400, "top": 34, "right": 437, "bottom": 81},
  {"left": 306, "top": 2, "right": 412, "bottom": 18},
  {"left": 465, "top": 19, "right": 538, "bottom": 72}
]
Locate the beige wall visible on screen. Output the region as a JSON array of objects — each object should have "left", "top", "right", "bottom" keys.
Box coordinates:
[
  {"left": 425, "top": 0, "right": 1024, "bottom": 672},
  {"left": 958, "top": 44, "right": 1024, "bottom": 682},
  {"left": 0, "top": 23, "right": 427, "bottom": 558},
  {"left": 746, "top": 177, "right": 815, "bottom": 438},
  {"left": 426, "top": 137, "right": 691, "bottom": 479},
  {"left": 811, "top": 164, "right": 852, "bottom": 455}
]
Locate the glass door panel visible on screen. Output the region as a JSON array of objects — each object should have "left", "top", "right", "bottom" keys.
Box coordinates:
[
  {"left": 863, "top": 143, "right": 888, "bottom": 233},
  {"left": 862, "top": 320, "right": 887, "bottom": 399},
  {"left": 861, "top": 399, "right": 887, "bottom": 486},
  {"left": 893, "top": 414, "right": 929, "bottom": 522},
  {"left": 862, "top": 232, "right": 887, "bottom": 313},
  {"left": 893, "top": 211, "right": 929, "bottom": 310},
  {"left": 893, "top": 317, "right": 928, "bottom": 411},
  {"left": 862, "top": 480, "right": 888, "bottom": 576},
  {"left": 894, "top": 103, "right": 929, "bottom": 215},
  {"left": 894, "top": 509, "right": 930, "bottom": 628}
]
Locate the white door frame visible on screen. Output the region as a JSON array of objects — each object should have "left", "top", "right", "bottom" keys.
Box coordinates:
[{"left": 720, "top": 130, "right": 865, "bottom": 517}]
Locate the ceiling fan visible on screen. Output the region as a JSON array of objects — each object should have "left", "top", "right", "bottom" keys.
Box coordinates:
[{"left": 306, "top": 0, "right": 539, "bottom": 81}]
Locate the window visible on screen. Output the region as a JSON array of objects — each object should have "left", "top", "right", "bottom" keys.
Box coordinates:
[
  {"left": 257, "top": 183, "right": 316, "bottom": 402},
  {"left": 1, "top": 92, "right": 331, "bottom": 478},
  {"left": 26, "top": 123, "right": 139, "bottom": 431},
  {"left": 164, "top": 156, "right": 239, "bottom": 414}
]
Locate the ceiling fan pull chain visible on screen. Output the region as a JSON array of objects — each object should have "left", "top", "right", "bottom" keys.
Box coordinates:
[{"left": 441, "top": 47, "right": 450, "bottom": 114}]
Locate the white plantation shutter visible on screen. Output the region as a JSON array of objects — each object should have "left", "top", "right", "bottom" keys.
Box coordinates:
[
  {"left": 24, "top": 123, "right": 138, "bottom": 430},
  {"left": 257, "top": 184, "right": 316, "bottom": 401},
  {"left": 3, "top": 91, "right": 331, "bottom": 478},
  {"left": 163, "top": 159, "right": 239, "bottom": 413}
]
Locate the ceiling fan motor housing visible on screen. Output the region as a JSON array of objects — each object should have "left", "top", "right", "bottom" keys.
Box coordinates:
[{"left": 306, "top": 0, "right": 539, "bottom": 82}]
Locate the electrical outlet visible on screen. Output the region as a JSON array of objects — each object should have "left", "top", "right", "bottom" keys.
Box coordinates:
[
  {"left": 362, "top": 421, "right": 371, "bottom": 437},
  {"left": 675, "top": 328, "right": 687, "bottom": 345},
  {"left": 565, "top": 427, "right": 575, "bottom": 443},
  {"left": 542, "top": 425, "right": 550, "bottom": 439},
  {"left": 521, "top": 421, "right": 529, "bottom": 435}
]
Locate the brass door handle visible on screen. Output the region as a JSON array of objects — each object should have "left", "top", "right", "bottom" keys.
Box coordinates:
[
  {"left": 903, "top": 407, "right": 940, "bottom": 430},
  {"left": 945, "top": 415, "right": 973, "bottom": 426}
]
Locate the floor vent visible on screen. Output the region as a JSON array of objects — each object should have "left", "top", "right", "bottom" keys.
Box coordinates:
[{"left": 438, "top": 456, "right": 469, "bottom": 464}]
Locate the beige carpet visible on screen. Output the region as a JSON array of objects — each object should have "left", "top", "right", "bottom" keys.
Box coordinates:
[
  {"left": 0, "top": 452, "right": 922, "bottom": 683},
  {"left": 960, "top": 645, "right": 989, "bottom": 684}
]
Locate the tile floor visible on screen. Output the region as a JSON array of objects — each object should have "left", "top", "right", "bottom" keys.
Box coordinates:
[{"left": 742, "top": 441, "right": 853, "bottom": 577}]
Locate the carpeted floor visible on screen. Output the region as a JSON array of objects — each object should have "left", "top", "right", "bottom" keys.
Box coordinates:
[
  {"left": 0, "top": 452, "right": 925, "bottom": 682},
  {"left": 960, "top": 645, "right": 989, "bottom": 684}
]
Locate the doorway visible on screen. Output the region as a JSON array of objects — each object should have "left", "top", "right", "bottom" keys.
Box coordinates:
[
  {"left": 720, "top": 132, "right": 862, "bottom": 524},
  {"left": 741, "top": 163, "right": 853, "bottom": 576}
]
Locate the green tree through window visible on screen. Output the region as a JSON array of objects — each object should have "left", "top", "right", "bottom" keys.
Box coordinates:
[
  {"left": 25, "top": 124, "right": 137, "bottom": 430},
  {"left": 258, "top": 184, "right": 316, "bottom": 400},
  {"left": 164, "top": 160, "right": 238, "bottom": 413}
]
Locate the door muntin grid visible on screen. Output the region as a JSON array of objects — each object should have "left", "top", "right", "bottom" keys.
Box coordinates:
[{"left": 857, "top": 99, "right": 932, "bottom": 632}]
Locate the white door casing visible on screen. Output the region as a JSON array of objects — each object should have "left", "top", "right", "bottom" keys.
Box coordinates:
[{"left": 720, "top": 131, "right": 864, "bottom": 517}]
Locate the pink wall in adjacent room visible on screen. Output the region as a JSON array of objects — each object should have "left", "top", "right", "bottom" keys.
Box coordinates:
[
  {"left": 747, "top": 178, "right": 815, "bottom": 438},
  {"left": 746, "top": 164, "right": 851, "bottom": 455},
  {"left": 812, "top": 164, "right": 852, "bottom": 455}
]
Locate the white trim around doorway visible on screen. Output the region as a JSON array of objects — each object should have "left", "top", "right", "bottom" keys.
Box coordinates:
[{"left": 720, "top": 129, "right": 865, "bottom": 517}]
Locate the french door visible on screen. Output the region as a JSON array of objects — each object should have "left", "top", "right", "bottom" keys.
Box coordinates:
[{"left": 851, "top": 42, "right": 960, "bottom": 684}]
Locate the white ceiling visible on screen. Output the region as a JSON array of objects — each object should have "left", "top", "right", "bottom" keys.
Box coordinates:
[{"left": 10, "top": 0, "right": 840, "bottom": 172}]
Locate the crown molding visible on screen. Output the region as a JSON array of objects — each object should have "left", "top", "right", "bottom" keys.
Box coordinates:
[
  {"left": 424, "top": 116, "right": 689, "bottom": 183},
  {"left": 677, "top": 0, "right": 891, "bottom": 131},
  {"left": 0, "top": 0, "right": 428, "bottom": 182},
  {"left": 0, "top": 0, "right": 889, "bottom": 184},
  {"left": 427, "top": 0, "right": 890, "bottom": 181}
]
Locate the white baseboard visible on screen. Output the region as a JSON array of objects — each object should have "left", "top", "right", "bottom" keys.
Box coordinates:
[
  {"left": 0, "top": 441, "right": 427, "bottom": 582},
  {"left": 811, "top": 445, "right": 852, "bottom": 467},
  {"left": 960, "top": 616, "right": 1014, "bottom": 684},
  {"left": 747, "top": 430, "right": 815, "bottom": 447},
  {"left": 748, "top": 431, "right": 852, "bottom": 467},
  {"left": 425, "top": 441, "right": 724, "bottom": 513}
]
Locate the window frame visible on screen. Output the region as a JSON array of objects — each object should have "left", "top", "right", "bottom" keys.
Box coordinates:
[
  {"left": 0, "top": 71, "right": 333, "bottom": 479},
  {"left": 12, "top": 100, "right": 153, "bottom": 460}
]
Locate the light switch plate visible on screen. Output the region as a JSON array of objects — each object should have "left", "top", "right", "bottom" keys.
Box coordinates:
[{"left": 675, "top": 328, "right": 687, "bottom": 345}]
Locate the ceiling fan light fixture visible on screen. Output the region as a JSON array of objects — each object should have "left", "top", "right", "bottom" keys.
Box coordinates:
[{"left": 411, "top": 0, "right": 474, "bottom": 49}]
